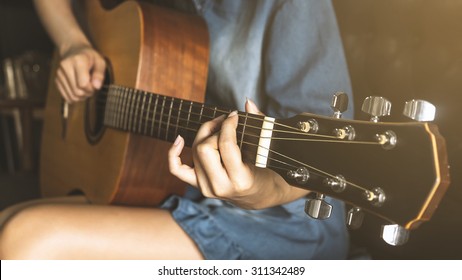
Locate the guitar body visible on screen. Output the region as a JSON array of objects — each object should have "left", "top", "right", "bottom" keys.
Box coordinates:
[{"left": 40, "top": 0, "right": 209, "bottom": 206}]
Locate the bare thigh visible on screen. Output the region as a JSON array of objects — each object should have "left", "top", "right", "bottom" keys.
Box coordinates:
[{"left": 0, "top": 199, "right": 204, "bottom": 260}]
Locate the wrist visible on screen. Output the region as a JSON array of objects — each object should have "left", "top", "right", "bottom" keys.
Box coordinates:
[{"left": 57, "top": 33, "right": 93, "bottom": 57}]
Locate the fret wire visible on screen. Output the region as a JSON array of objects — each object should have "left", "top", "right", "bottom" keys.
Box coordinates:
[
  {"left": 136, "top": 90, "right": 143, "bottom": 132},
  {"left": 107, "top": 86, "right": 113, "bottom": 126},
  {"left": 128, "top": 87, "right": 134, "bottom": 130},
  {"left": 122, "top": 87, "right": 129, "bottom": 130},
  {"left": 239, "top": 113, "right": 248, "bottom": 149},
  {"left": 110, "top": 90, "right": 116, "bottom": 126},
  {"left": 145, "top": 91, "right": 153, "bottom": 135},
  {"left": 117, "top": 86, "right": 123, "bottom": 128},
  {"left": 114, "top": 87, "right": 120, "bottom": 127},
  {"left": 157, "top": 96, "right": 166, "bottom": 138},
  {"left": 106, "top": 87, "right": 111, "bottom": 126},
  {"left": 175, "top": 99, "right": 183, "bottom": 137},
  {"left": 103, "top": 90, "right": 110, "bottom": 125},
  {"left": 187, "top": 101, "right": 193, "bottom": 129},
  {"left": 165, "top": 97, "right": 174, "bottom": 141},
  {"left": 129, "top": 87, "right": 139, "bottom": 131},
  {"left": 120, "top": 87, "right": 125, "bottom": 129},
  {"left": 103, "top": 92, "right": 111, "bottom": 125},
  {"left": 150, "top": 94, "right": 159, "bottom": 137},
  {"left": 133, "top": 89, "right": 140, "bottom": 132},
  {"left": 124, "top": 87, "right": 131, "bottom": 130},
  {"left": 213, "top": 106, "right": 217, "bottom": 118},
  {"left": 112, "top": 87, "right": 120, "bottom": 126},
  {"left": 199, "top": 103, "right": 204, "bottom": 125},
  {"left": 126, "top": 87, "right": 132, "bottom": 130},
  {"left": 139, "top": 91, "right": 147, "bottom": 134}
]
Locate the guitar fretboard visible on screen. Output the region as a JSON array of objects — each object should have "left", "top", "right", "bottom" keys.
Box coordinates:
[{"left": 102, "top": 85, "right": 265, "bottom": 156}]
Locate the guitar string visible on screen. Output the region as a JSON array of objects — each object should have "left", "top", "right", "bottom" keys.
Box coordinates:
[
  {"left": 102, "top": 104, "right": 380, "bottom": 147},
  {"left": 103, "top": 106, "right": 375, "bottom": 195},
  {"left": 97, "top": 86, "right": 377, "bottom": 194},
  {"left": 248, "top": 140, "right": 372, "bottom": 194},
  {"left": 95, "top": 88, "right": 376, "bottom": 148},
  {"left": 103, "top": 103, "right": 340, "bottom": 140},
  {"left": 105, "top": 102, "right": 373, "bottom": 195},
  {"left": 96, "top": 85, "right": 332, "bottom": 136},
  {"left": 98, "top": 94, "right": 320, "bottom": 138},
  {"left": 100, "top": 85, "right": 383, "bottom": 144},
  {"left": 102, "top": 105, "right": 382, "bottom": 146}
]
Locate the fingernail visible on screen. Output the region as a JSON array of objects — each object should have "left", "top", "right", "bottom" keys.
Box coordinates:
[
  {"left": 228, "top": 110, "right": 238, "bottom": 118},
  {"left": 246, "top": 98, "right": 258, "bottom": 110},
  {"left": 173, "top": 135, "right": 182, "bottom": 146},
  {"left": 92, "top": 79, "right": 102, "bottom": 89}
]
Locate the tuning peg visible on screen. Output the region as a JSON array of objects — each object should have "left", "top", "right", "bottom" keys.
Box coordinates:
[
  {"left": 403, "top": 99, "right": 436, "bottom": 122},
  {"left": 331, "top": 91, "right": 349, "bottom": 118},
  {"left": 381, "top": 224, "right": 410, "bottom": 246},
  {"left": 346, "top": 207, "right": 365, "bottom": 229},
  {"left": 305, "top": 194, "right": 332, "bottom": 220},
  {"left": 361, "top": 96, "right": 391, "bottom": 122}
]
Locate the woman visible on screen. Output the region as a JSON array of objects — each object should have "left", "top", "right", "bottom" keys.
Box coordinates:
[{"left": 0, "top": 0, "right": 352, "bottom": 259}]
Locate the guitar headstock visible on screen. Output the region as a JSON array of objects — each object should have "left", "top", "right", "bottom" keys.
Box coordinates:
[{"left": 267, "top": 93, "right": 450, "bottom": 245}]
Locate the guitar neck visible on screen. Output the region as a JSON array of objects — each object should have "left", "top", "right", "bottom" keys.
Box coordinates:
[{"left": 103, "top": 84, "right": 266, "bottom": 159}]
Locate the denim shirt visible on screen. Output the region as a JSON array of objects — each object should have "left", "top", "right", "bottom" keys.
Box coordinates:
[
  {"left": 194, "top": 0, "right": 353, "bottom": 119},
  {"left": 159, "top": 0, "right": 353, "bottom": 259}
]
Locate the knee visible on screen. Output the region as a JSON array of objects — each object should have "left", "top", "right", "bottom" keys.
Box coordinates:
[{"left": 0, "top": 205, "right": 66, "bottom": 259}]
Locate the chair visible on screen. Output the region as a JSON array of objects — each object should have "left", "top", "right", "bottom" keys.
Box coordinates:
[{"left": 0, "top": 51, "right": 50, "bottom": 173}]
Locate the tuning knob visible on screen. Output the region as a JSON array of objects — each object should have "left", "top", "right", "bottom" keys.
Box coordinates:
[
  {"left": 331, "top": 91, "right": 349, "bottom": 118},
  {"left": 346, "top": 207, "right": 365, "bottom": 229},
  {"left": 361, "top": 96, "right": 392, "bottom": 122},
  {"left": 403, "top": 99, "right": 436, "bottom": 122},
  {"left": 305, "top": 194, "right": 332, "bottom": 220},
  {"left": 381, "top": 224, "right": 410, "bottom": 246}
]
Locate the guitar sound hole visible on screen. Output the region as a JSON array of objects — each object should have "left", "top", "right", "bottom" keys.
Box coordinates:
[{"left": 85, "top": 63, "right": 113, "bottom": 144}]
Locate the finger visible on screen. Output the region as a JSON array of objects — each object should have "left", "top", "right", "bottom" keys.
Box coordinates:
[
  {"left": 219, "top": 111, "right": 252, "bottom": 185},
  {"left": 74, "top": 57, "right": 94, "bottom": 95},
  {"left": 56, "top": 69, "right": 75, "bottom": 103},
  {"left": 245, "top": 98, "right": 265, "bottom": 116},
  {"left": 191, "top": 114, "right": 226, "bottom": 198},
  {"left": 192, "top": 114, "right": 226, "bottom": 146},
  {"left": 91, "top": 56, "right": 106, "bottom": 90},
  {"left": 194, "top": 133, "right": 228, "bottom": 197},
  {"left": 168, "top": 135, "right": 198, "bottom": 186},
  {"left": 59, "top": 59, "right": 85, "bottom": 102},
  {"left": 55, "top": 77, "right": 71, "bottom": 103}
]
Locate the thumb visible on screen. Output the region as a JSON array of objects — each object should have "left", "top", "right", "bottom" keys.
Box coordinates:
[
  {"left": 245, "top": 98, "right": 265, "bottom": 116},
  {"left": 91, "top": 56, "right": 106, "bottom": 90}
]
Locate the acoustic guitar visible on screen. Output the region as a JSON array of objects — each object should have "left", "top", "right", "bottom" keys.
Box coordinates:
[{"left": 40, "top": 0, "right": 450, "bottom": 245}]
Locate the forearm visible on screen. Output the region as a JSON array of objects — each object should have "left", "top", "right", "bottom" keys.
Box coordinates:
[{"left": 33, "top": 0, "right": 91, "bottom": 55}]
